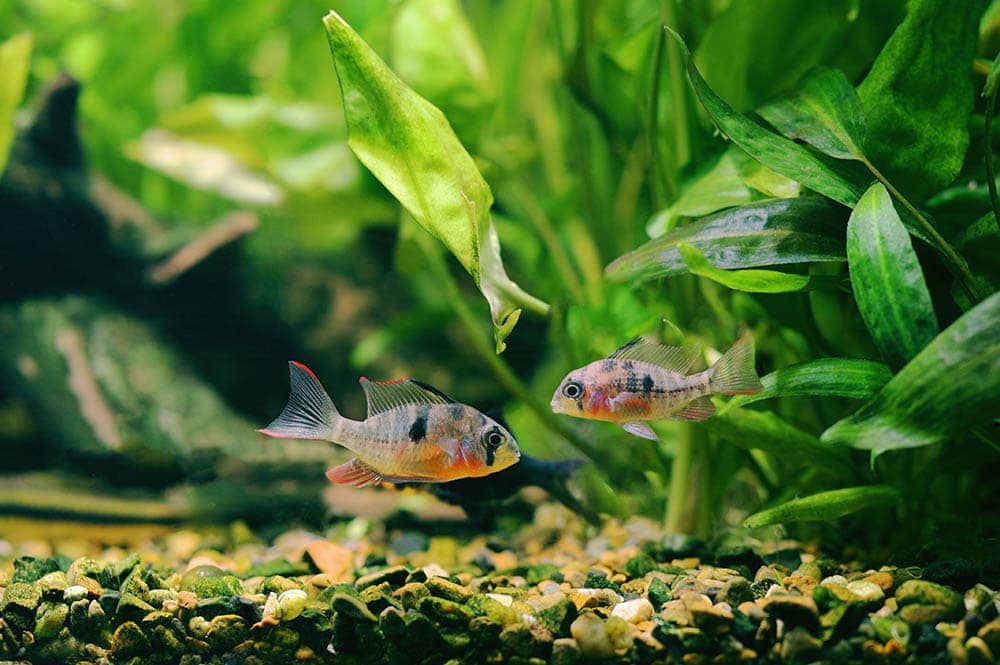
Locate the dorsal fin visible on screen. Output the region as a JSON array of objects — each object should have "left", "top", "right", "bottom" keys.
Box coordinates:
[
  {"left": 609, "top": 338, "right": 701, "bottom": 373},
  {"left": 359, "top": 377, "right": 455, "bottom": 417}
]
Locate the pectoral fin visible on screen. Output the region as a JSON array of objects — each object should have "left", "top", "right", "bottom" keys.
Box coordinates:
[
  {"left": 672, "top": 396, "right": 716, "bottom": 421},
  {"left": 622, "top": 421, "right": 659, "bottom": 440},
  {"left": 325, "top": 458, "right": 383, "bottom": 487}
]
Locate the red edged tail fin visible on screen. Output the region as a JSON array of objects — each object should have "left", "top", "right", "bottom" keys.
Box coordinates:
[
  {"left": 708, "top": 335, "right": 763, "bottom": 395},
  {"left": 259, "top": 361, "right": 341, "bottom": 440}
]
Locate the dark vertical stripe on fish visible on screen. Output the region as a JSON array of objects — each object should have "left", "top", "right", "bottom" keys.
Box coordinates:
[{"left": 408, "top": 415, "right": 427, "bottom": 442}]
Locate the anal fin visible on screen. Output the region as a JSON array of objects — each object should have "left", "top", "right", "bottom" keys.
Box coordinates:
[
  {"left": 325, "top": 458, "right": 383, "bottom": 487},
  {"left": 622, "top": 421, "right": 659, "bottom": 440},
  {"left": 672, "top": 396, "right": 716, "bottom": 421}
]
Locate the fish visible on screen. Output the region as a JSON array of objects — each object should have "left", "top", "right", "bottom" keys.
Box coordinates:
[
  {"left": 550, "top": 334, "right": 763, "bottom": 440},
  {"left": 259, "top": 362, "right": 521, "bottom": 486}
]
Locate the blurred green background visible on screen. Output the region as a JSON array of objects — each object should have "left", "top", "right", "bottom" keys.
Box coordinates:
[{"left": 1, "top": 0, "right": 998, "bottom": 561}]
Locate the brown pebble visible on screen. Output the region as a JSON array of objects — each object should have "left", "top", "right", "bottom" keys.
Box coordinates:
[
  {"left": 177, "top": 591, "right": 197, "bottom": 610},
  {"left": 863, "top": 571, "right": 895, "bottom": 592},
  {"left": 305, "top": 541, "right": 354, "bottom": 581}
]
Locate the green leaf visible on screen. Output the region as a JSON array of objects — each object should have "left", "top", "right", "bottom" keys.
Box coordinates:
[
  {"left": 847, "top": 183, "right": 938, "bottom": 369},
  {"left": 677, "top": 243, "right": 810, "bottom": 293},
  {"left": 665, "top": 27, "right": 864, "bottom": 207},
  {"left": 822, "top": 290, "right": 1000, "bottom": 451},
  {"left": 323, "top": 11, "right": 546, "bottom": 351},
  {"left": 743, "top": 485, "right": 901, "bottom": 527},
  {"left": 757, "top": 67, "right": 865, "bottom": 161},
  {"left": 693, "top": 0, "right": 854, "bottom": 112},
  {"left": 856, "top": 0, "right": 985, "bottom": 198},
  {"left": 725, "top": 358, "right": 893, "bottom": 411},
  {"left": 646, "top": 148, "right": 754, "bottom": 238},
  {"left": 705, "top": 407, "right": 854, "bottom": 480},
  {"left": 606, "top": 196, "right": 847, "bottom": 283},
  {"left": 0, "top": 33, "right": 32, "bottom": 178}
]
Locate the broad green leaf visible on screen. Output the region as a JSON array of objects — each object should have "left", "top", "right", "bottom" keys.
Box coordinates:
[
  {"left": 677, "top": 243, "right": 810, "bottom": 293},
  {"left": 0, "top": 33, "right": 32, "bottom": 178},
  {"left": 389, "top": 0, "right": 493, "bottom": 142},
  {"left": 705, "top": 407, "right": 854, "bottom": 480},
  {"left": 743, "top": 485, "right": 901, "bottom": 527},
  {"left": 857, "top": 0, "right": 985, "bottom": 198},
  {"left": 646, "top": 149, "right": 754, "bottom": 238},
  {"left": 822, "top": 290, "right": 1000, "bottom": 451},
  {"left": 666, "top": 27, "right": 864, "bottom": 207},
  {"left": 693, "top": 0, "right": 854, "bottom": 112},
  {"left": 757, "top": 67, "right": 865, "bottom": 161},
  {"left": 847, "top": 183, "right": 938, "bottom": 369},
  {"left": 323, "top": 11, "right": 546, "bottom": 352},
  {"left": 725, "top": 358, "right": 893, "bottom": 411},
  {"left": 606, "top": 196, "right": 847, "bottom": 283}
]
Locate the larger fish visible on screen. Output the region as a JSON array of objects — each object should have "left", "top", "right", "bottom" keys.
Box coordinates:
[
  {"left": 260, "top": 362, "right": 520, "bottom": 486},
  {"left": 550, "top": 335, "right": 762, "bottom": 440}
]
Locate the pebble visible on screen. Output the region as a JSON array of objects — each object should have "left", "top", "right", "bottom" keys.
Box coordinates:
[
  {"left": 611, "top": 598, "right": 653, "bottom": 624},
  {"left": 303, "top": 541, "right": 353, "bottom": 581},
  {"left": 570, "top": 612, "right": 615, "bottom": 660}
]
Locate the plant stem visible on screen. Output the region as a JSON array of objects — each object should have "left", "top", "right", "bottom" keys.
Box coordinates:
[
  {"left": 861, "top": 157, "right": 985, "bottom": 303},
  {"left": 662, "top": 0, "right": 690, "bottom": 178},
  {"left": 420, "top": 235, "right": 603, "bottom": 462},
  {"left": 984, "top": 81, "right": 1000, "bottom": 232},
  {"left": 646, "top": 15, "right": 669, "bottom": 206},
  {"left": 504, "top": 182, "right": 586, "bottom": 303},
  {"left": 665, "top": 425, "right": 694, "bottom": 533}
]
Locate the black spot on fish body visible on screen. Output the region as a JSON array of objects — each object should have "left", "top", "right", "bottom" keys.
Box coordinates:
[
  {"left": 602, "top": 358, "right": 615, "bottom": 371},
  {"left": 642, "top": 374, "right": 654, "bottom": 396},
  {"left": 623, "top": 360, "right": 635, "bottom": 370},
  {"left": 408, "top": 416, "right": 427, "bottom": 442}
]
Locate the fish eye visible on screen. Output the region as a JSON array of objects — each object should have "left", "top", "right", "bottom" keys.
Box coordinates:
[
  {"left": 484, "top": 427, "right": 505, "bottom": 449},
  {"left": 562, "top": 381, "right": 583, "bottom": 399}
]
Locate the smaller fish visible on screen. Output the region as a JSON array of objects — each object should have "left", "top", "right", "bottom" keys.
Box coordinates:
[
  {"left": 259, "top": 362, "right": 520, "bottom": 486},
  {"left": 550, "top": 335, "right": 763, "bottom": 440}
]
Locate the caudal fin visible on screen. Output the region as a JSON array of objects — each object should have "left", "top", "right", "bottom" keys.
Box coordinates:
[
  {"left": 708, "top": 335, "right": 763, "bottom": 395},
  {"left": 258, "top": 361, "right": 341, "bottom": 440}
]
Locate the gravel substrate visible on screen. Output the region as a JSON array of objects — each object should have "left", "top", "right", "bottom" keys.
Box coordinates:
[{"left": 0, "top": 503, "right": 997, "bottom": 664}]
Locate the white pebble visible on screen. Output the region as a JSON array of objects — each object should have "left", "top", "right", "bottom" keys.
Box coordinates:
[
  {"left": 821, "top": 575, "right": 848, "bottom": 586},
  {"left": 486, "top": 593, "right": 514, "bottom": 607},
  {"left": 611, "top": 598, "right": 654, "bottom": 624}
]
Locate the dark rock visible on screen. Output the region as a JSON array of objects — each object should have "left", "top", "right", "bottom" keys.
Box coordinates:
[
  {"left": 762, "top": 547, "right": 803, "bottom": 570},
  {"left": 355, "top": 565, "right": 410, "bottom": 591},
  {"left": 781, "top": 626, "right": 822, "bottom": 662},
  {"left": 719, "top": 578, "right": 753, "bottom": 606},
  {"left": 393, "top": 582, "right": 430, "bottom": 610},
  {"left": 33, "top": 600, "right": 69, "bottom": 639},
  {"left": 714, "top": 545, "right": 764, "bottom": 572},
  {"left": 526, "top": 563, "right": 564, "bottom": 585},
  {"left": 584, "top": 572, "right": 622, "bottom": 595},
  {"left": 204, "top": 614, "right": 248, "bottom": 652},
  {"left": 470, "top": 615, "right": 503, "bottom": 647},
  {"left": 760, "top": 595, "right": 820, "bottom": 633},
  {"left": 530, "top": 592, "right": 576, "bottom": 634},
  {"left": 550, "top": 637, "right": 582, "bottom": 665},
  {"left": 330, "top": 592, "right": 378, "bottom": 622},
  {"left": 648, "top": 534, "right": 706, "bottom": 561}
]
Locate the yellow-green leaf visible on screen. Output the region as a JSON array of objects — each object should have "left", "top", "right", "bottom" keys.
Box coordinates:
[
  {"left": 677, "top": 242, "right": 811, "bottom": 293},
  {"left": 0, "top": 33, "right": 32, "bottom": 178},
  {"left": 323, "top": 11, "right": 546, "bottom": 352},
  {"left": 743, "top": 485, "right": 901, "bottom": 527}
]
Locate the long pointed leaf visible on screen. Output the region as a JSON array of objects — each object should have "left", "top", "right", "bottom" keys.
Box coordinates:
[
  {"left": 822, "top": 290, "right": 1000, "bottom": 451},
  {"left": 606, "top": 196, "right": 847, "bottom": 283},
  {"left": 757, "top": 67, "right": 865, "bottom": 161},
  {"left": 725, "top": 358, "right": 892, "bottom": 411},
  {"left": 323, "top": 12, "right": 546, "bottom": 351},
  {"left": 0, "top": 33, "right": 32, "bottom": 178},
  {"left": 743, "top": 485, "right": 901, "bottom": 527},
  {"left": 665, "top": 27, "right": 864, "bottom": 206},
  {"left": 847, "top": 183, "right": 938, "bottom": 369}
]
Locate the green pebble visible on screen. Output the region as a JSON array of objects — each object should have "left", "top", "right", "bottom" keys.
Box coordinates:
[
  {"left": 895, "top": 580, "right": 963, "bottom": 618},
  {"left": 393, "top": 582, "right": 430, "bottom": 609},
  {"left": 34, "top": 600, "right": 69, "bottom": 639},
  {"left": 205, "top": 614, "right": 248, "bottom": 651},
  {"left": 624, "top": 555, "right": 657, "bottom": 579},
  {"left": 426, "top": 576, "right": 474, "bottom": 603},
  {"left": 11, "top": 556, "right": 61, "bottom": 584},
  {"left": 179, "top": 566, "right": 242, "bottom": 598},
  {"left": 419, "top": 595, "right": 475, "bottom": 626},
  {"left": 378, "top": 606, "right": 407, "bottom": 639},
  {"left": 871, "top": 615, "right": 911, "bottom": 646},
  {"left": 110, "top": 620, "right": 152, "bottom": 659},
  {"left": 526, "top": 563, "right": 564, "bottom": 585},
  {"left": 37, "top": 571, "right": 68, "bottom": 597},
  {"left": 469, "top": 594, "right": 519, "bottom": 625},
  {"left": 647, "top": 577, "right": 671, "bottom": 608},
  {"left": 584, "top": 573, "right": 623, "bottom": 595},
  {"left": 360, "top": 586, "right": 399, "bottom": 615},
  {"left": 469, "top": 615, "right": 503, "bottom": 646},
  {"left": 66, "top": 558, "right": 104, "bottom": 586},
  {"left": 259, "top": 575, "right": 301, "bottom": 594},
  {"left": 551, "top": 637, "right": 582, "bottom": 665},
  {"left": 331, "top": 592, "right": 378, "bottom": 622},
  {"left": 719, "top": 578, "right": 753, "bottom": 606},
  {"left": 794, "top": 562, "right": 823, "bottom": 582},
  {"left": 500, "top": 622, "right": 543, "bottom": 657},
  {"left": 0, "top": 581, "right": 42, "bottom": 631},
  {"left": 355, "top": 565, "right": 410, "bottom": 591},
  {"left": 531, "top": 593, "right": 576, "bottom": 635},
  {"left": 440, "top": 625, "right": 472, "bottom": 650},
  {"left": 117, "top": 591, "right": 155, "bottom": 621}
]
